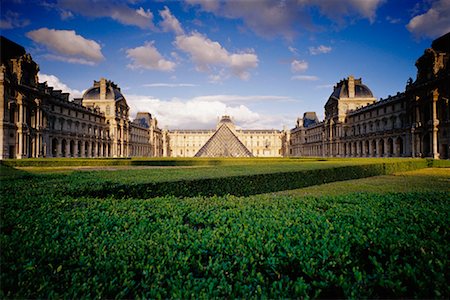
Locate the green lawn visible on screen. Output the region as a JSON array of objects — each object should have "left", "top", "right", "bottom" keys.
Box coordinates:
[
  {"left": 1, "top": 159, "right": 448, "bottom": 298},
  {"left": 273, "top": 167, "right": 450, "bottom": 196}
]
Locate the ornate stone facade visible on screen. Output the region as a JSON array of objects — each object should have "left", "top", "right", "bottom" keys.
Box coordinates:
[
  {"left": 288, "top": 33, "right": 450, "bottom": 159},
  {"left": 2, "top": 33, "right": 449, "bottom": 160},
  {"left": 167, "top": 116, "right": 285, "bottom": 157},
  {"left": 0, "top": 36, "right": 164, "bottom": 159}
]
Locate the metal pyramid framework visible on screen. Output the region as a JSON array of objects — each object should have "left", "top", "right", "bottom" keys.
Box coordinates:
[{"left": 194, "top": 123, "right": 253, "bottom": 157}]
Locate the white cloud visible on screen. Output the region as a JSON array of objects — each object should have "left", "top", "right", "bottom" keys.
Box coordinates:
[
  {"left": 291, "top": 60, "right": 308, "bottom": 72},
  {"left": 187, "top": 0, "right": 384, "bottom": 39},
  {"left": 56, "top": 0, "right": 156, "bottom": 30},
  {"left": 386, "top": 16, "right": 401, "bottom": 24},
  {"left": 406, "top": 0, "right": 450, "bottom": 38},
  {"left": 288, "top": 46, "right": 299, "bottom": 55},
  {"left": 193, "top": 94, "right": 293, "bottom": 105},
  {"left": 26, "top": 28, "right": 104, "bottom": 65},
  {"left": 0, "top": 11, "right": 30, "bottom": 29},
  {"left": 316, "top": 84, "right": 334, "bottom": 89},
  {"left": 59, "top": 10, "right": 74, "bottom": 20},
  {"left": 126, "top": 94, "right": 293, "bottom": 129},
  {"left": 309, "top": 45, "right": 332, "bottom": 55},
  {"left": 291, "top": 75, "right": 319, "bottom": 81},
  {"left": 126, "top": 41, "right": 176, "bottom": 71},
  {"left": 187, "top": 0, "right": 308, "bottom": 39},
  {"left": 175, "top": 32, "right": 258, "bottom": 80},
  {"left": 159, "top": 6, "right": 184, "bottom": 35},
  {"left": 143, "top": 83, "right": 197, "bottom": 87},
  {"left": 302, "top": 0, "right": 384, "bottom": 23},
  {"left": 38, "top": 73, "right": 83, "bottom": 99}
]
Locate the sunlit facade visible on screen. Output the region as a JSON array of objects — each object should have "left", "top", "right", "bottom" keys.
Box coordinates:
[{"left": 287, "top": 33, "right": 450, "bottom": 159}]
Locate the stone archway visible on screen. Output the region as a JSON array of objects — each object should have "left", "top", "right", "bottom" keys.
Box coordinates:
[
  {"left": 364, "top": 140, "right": 370, "bottom": 157},
  {"left": 422, "top": 133, "right": 430, "bottom": 157},
  {"left": 371, "top": 140, "right": 377, "bottom": 157},
  {"left": 70, "top": 140, "right": 75, "bottom": 157},
  {"left": 378, "top": 139, "right": 385, "bottom": 157},
  {"left": 52, "top": 138, "right": 58, "bottom": 158},
  {"left": 387, "top": 138, "right": 394, "bottom": 157},
  {"left": 61, "top": 139, "right": 67, "bottom": 157},
  {"left": 395, "top": 137, "right": 403, "bottom": 157}
]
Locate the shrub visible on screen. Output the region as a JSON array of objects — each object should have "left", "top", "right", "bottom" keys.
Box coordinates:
[{"left": 1, "top": 192, "right": 448, "bottom": 298}]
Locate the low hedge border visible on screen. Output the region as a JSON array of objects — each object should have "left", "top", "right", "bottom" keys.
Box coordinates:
[
  {"left": 68, "top": 160, "right": 431, "bottom": 198},
  {"left": 0, "top": 157, "right": 318, "bottom": 168}
]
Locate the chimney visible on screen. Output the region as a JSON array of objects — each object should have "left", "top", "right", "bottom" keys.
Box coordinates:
[
  {"left": 348, "top": 75, "right": 355, "bottom": 98},
  {"left": 100, "top": 78, "right": 106, "bottom": 100}
]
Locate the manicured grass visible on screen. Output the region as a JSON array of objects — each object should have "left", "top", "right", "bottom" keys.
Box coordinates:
[
  {"left": 1, "top": 159, "right": 430, "bottom": 197},
  {"left": 5, "top": 158, "right": 448, "bottom": 181},
  {"left": 273, "top": 168, "right": 450, "bottom": 197},
  {"left": 1, "top": 159, "right": 448, "bottom": 298}
]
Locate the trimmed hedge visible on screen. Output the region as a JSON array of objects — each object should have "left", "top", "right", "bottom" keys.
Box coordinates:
[
  {"left": 66, "top": 160, "right": 429, "bottom": 198},
  {"left": 4, "top": 157, "right": 447, "bottom": 169},
  {"left": 0, "top": 157, "right": 318, "bottom": 168},
  {"left": 1, "top": 192, "right": 448, "bottom": 298}
]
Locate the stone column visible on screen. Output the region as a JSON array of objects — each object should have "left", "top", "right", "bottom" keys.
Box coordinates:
[
  {"left": 57, "top": 139, "right": 62, "bottom": 157},
  {"left": 431, "top": 90, "right": 440, "bottom": 159},
  {"left": 87, "top": 141, "right": 92, "bottom": 158},
  {"left": 65, "top": 141, "right": 70, "bottom": 158},
  {"left": 93, "top": 142, "right": 98, "bottom": 158},
  {"left": 80, "top": 141, "right": 85, "bottom": 158},
  {"left": 73, "top": 141, "right": 79, "bottom": 158},
  {"left": 384, "top": 139, "right": 389, "bottom": 157},
  {"left": 17, "top": 102, "right": 24, "bottom": 158}
]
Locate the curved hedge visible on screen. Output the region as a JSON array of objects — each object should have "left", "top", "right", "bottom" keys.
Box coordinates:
[{"left": 66, "top": 160, "right": 429, "bottom": 198}]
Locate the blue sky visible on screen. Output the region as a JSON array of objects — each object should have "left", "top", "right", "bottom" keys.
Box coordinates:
[{"left": 1, "top": 0, "right": 450, "bottom": 129}]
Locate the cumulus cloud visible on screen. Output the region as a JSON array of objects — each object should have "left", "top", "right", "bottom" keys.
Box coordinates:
[
  {"left": 126, "top": 94, "right": 293, "bottom": 129},
  {"left": 309, "top": 45, "right": 332, "bottom": 55},
  {"left": 38, "top": 73, "right": 83, "bottom": 99},
  {"left": 187, "top": 0, "right": 310, "bottom": 39},
  {"left": 193, "top": 94, "right": 293, "bottom": 105},
  {"left": 187, "top": 0, "right": 384, "bottom": 39},
  {"left": 406, "top": 0, "right": 450, "bottom": 38},
  {"left": 159, "top": 6, "right": 184, "bottom": 35},
  {"left": 56, "top": 0, "right": 156, "bottom": 30},
  {"left": 291, "top": 60, "right": 308, "bottom": 72},
  {"left": 26, "top": 28, "right": 104, "bottom": 65},
  {"left": 127, "top": 95, "right": 259, "bottom": 129},
  {"left": 0, "top": 10, "right": 30, "bottom": 29},
  {"left": 302, "top": 0, "right": 384, "bottom": 23},
  {"left": 174, "top": 32, "right": 258, "bottom": 80},
  {"left": 126, "top": 41, "right": 176, "bottom": 71},
  {"left": 291, "top": 75, "right": 319, "bottom": 81},
  {"left": 288, "top": 46, "right": 299, "bottom": 55}
]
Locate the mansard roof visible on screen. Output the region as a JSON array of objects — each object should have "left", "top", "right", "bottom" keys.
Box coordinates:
[
  {"left": 330, "top": 77, "right": 374, "bottom": 100},
  {"left": 195, "top": 123, "right": 253, "bottom": 157},
  {"left": 83, "top": 78, "right": 125, "bottom": 102}
]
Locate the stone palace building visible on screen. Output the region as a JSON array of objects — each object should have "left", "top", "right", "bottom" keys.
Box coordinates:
[
  {"left": 287, "top": 32, "right": 449, "bottom": 159},
  {"left": 168, "top": 115, "right": 284, "bottom": 157},
  {"left": 1, "top": 33, "right": 449, "bottom": 159},
  {"left": 0, "top": 36, "right": 165, "bottom": 159}
]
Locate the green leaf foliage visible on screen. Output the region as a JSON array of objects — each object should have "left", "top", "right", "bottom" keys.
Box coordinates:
[
  {"left": 0, "top": 159, "right": 448, "bottom": 298},
  {"left": 1, "top": 191, "right": 448, "bottom": 298}
]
